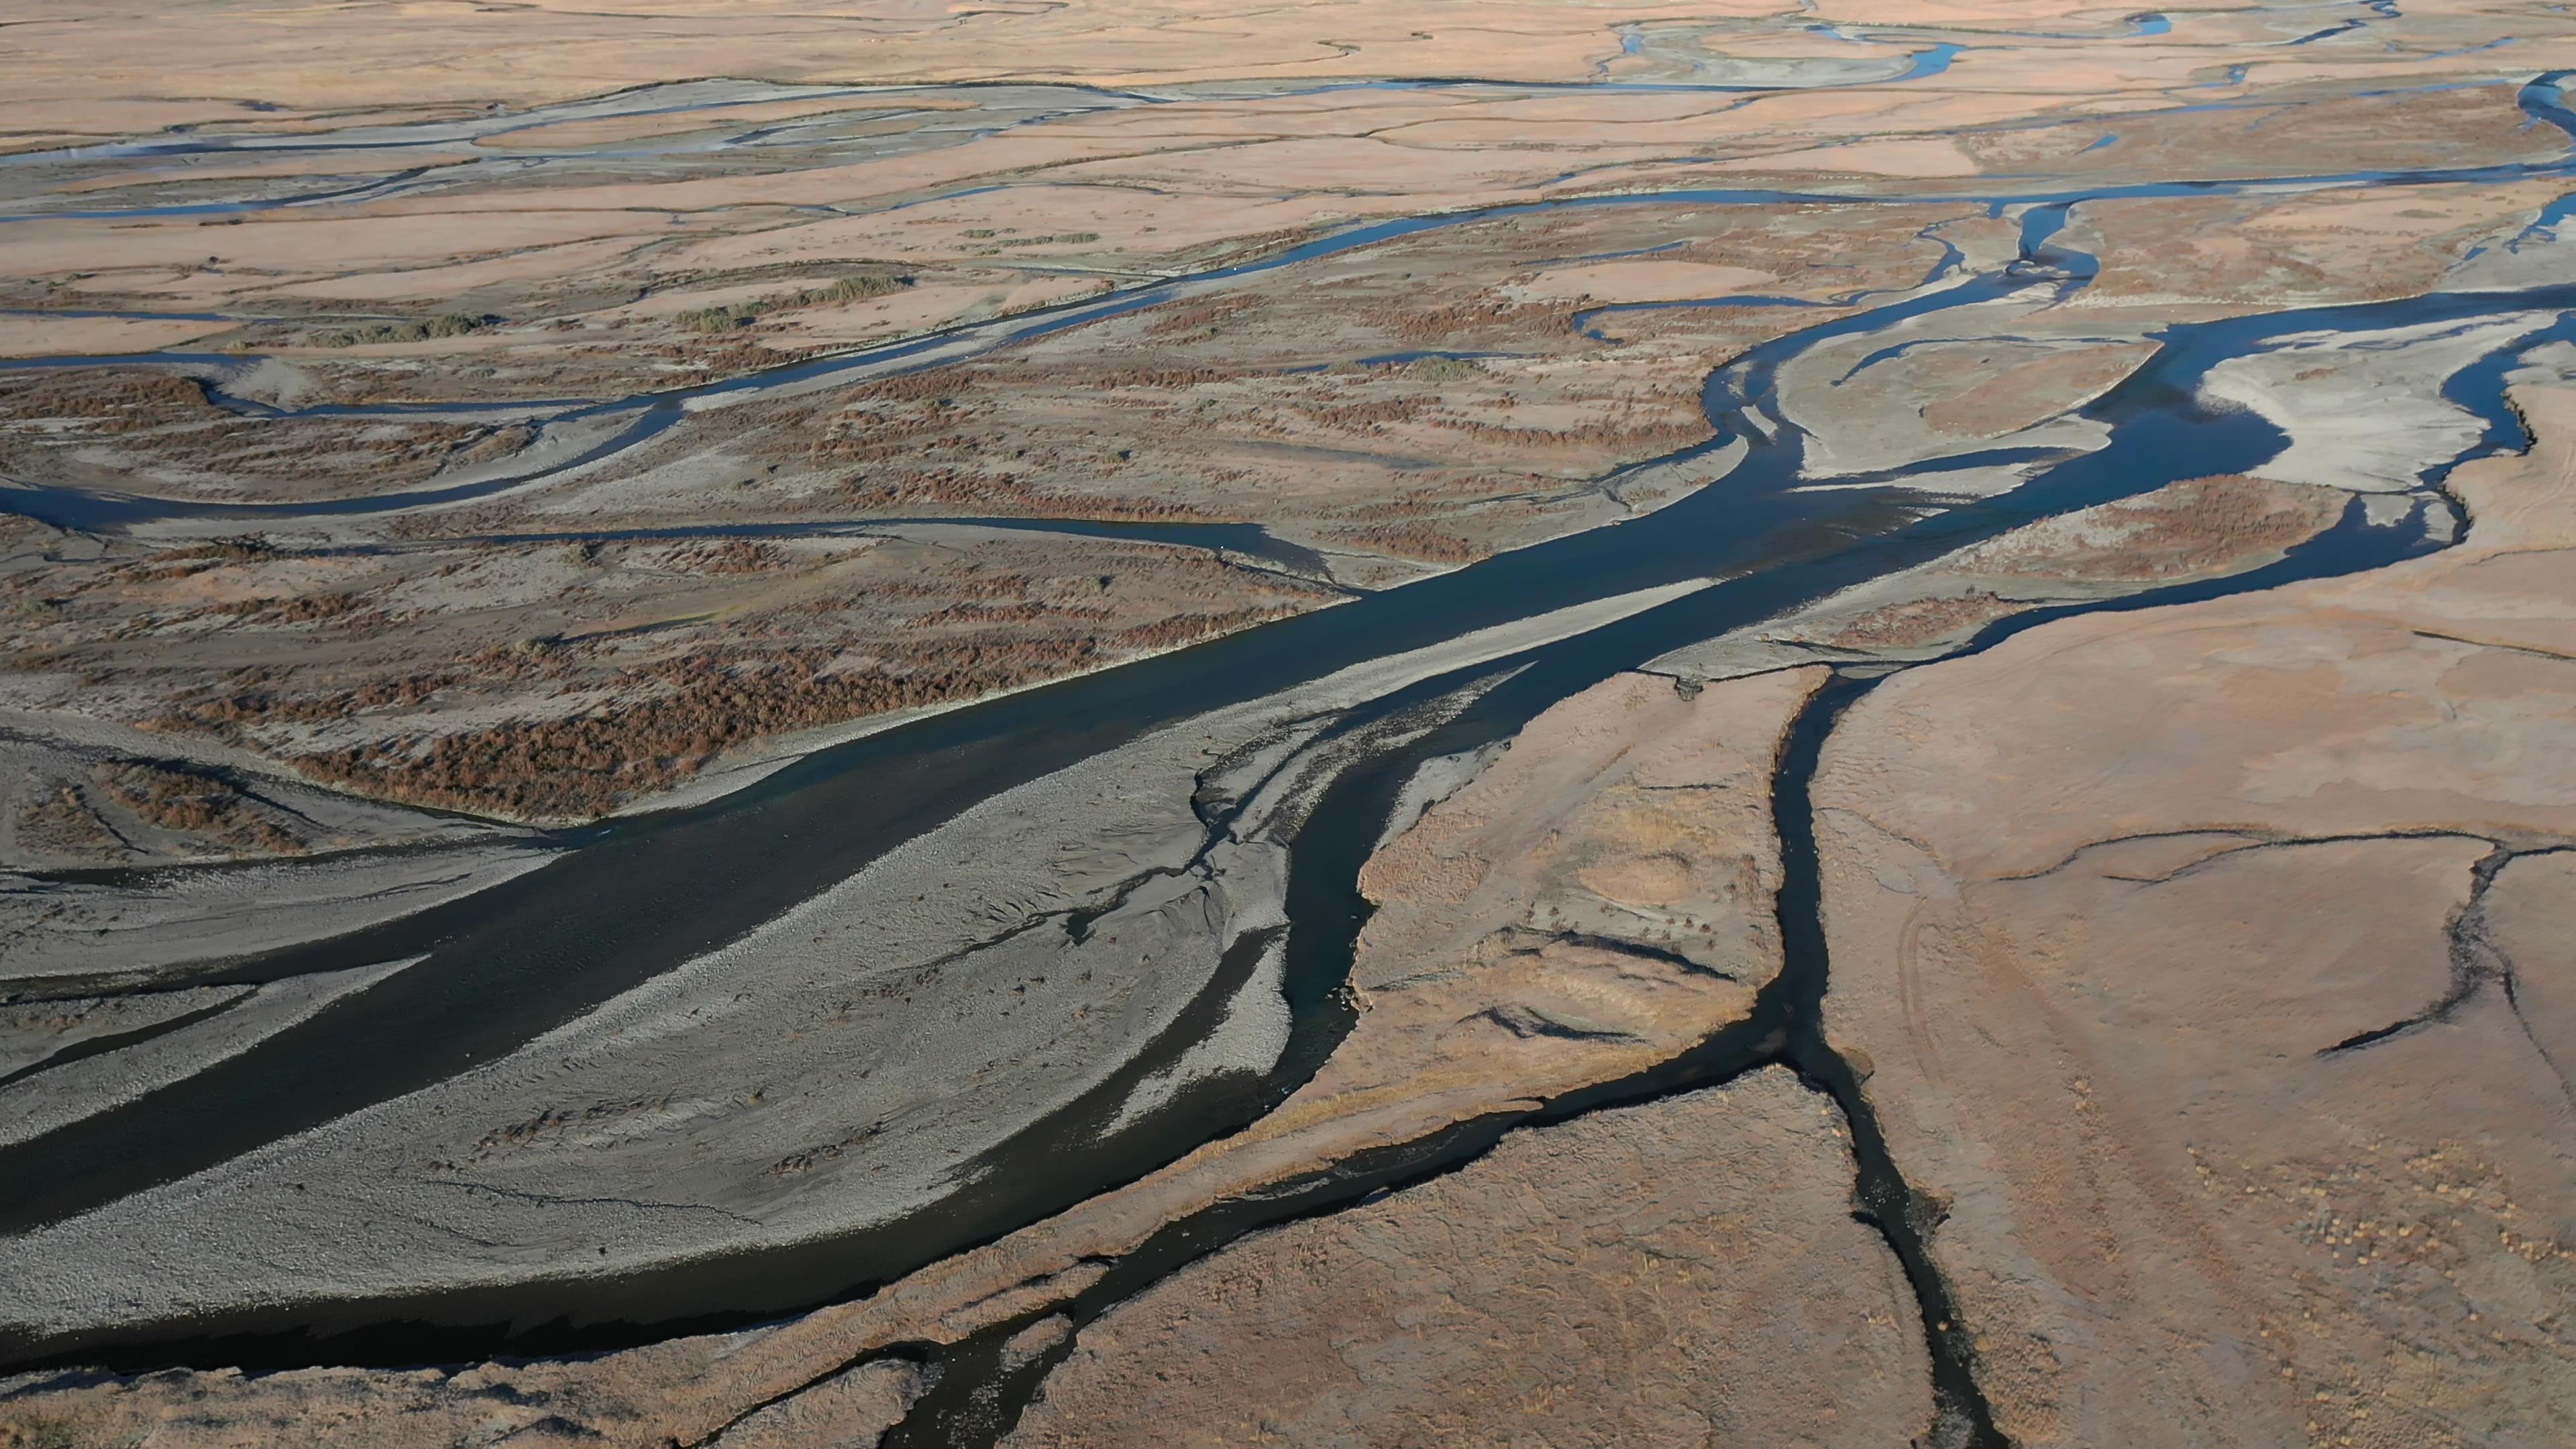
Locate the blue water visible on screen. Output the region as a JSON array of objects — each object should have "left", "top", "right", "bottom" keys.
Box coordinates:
[
  {"left": 4, "top": 0, "right": 2574, "bottom": 1387},
  {"left": 7, "top": 65, "right": 2571, "bottom": 533},
  {"left": 0, "top": 6, "right": 2200, "bottom": 227},
  {"left": 11, "top": 200, "right": 2566, "bottom": 1368}
]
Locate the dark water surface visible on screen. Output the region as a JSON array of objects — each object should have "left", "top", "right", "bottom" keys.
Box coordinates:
[
  {"left": 4, "top": 233, "right": 2565, "bottom": 1366},
  {"left": 3, "top": 64, "right": 2566, "bottom": 531},
  {"left": 1, "top": 68, "right": 2571, "bottom": 1373}
]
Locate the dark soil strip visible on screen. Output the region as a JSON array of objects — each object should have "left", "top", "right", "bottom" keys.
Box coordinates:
[
  {"left": 0, "top": 994, "right": 251, "bottom": 1093},
  {"left": 1764, "top": 677, "right": 2006, "bottom": 1448}
]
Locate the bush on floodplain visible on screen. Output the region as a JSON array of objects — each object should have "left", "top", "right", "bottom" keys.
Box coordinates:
[
  {"left": 309, "top": 313, "right": 496, "bottom": 347},
  {"left": 673, "top": 274, "right": 914, "bottom": 333}
]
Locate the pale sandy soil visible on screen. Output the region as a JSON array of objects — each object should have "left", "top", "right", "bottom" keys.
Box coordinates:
[
  {"left": 1651, "top": 472, "right": 2358, "bottom": 680},
  {"left": 1813, "top": 386, "right": 2576, "bottom": 1448},
  {"left": 0, "top": 315, "right": 233, "bottom": 356},
  {"left": 0, "top": 955, "right": 419, "bottom": 1148},
  {"left": 1004, "top": 1072, "right": 1931, "bottom": 1448}
]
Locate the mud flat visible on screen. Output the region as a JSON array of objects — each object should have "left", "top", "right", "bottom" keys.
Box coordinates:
[
  {"left": 0, "top": 957, "right": 421, "bottom": 1148},
  {"left": 0, "top": 985, "right": 248, "bottom": 1077},
  {"left": 1002, "top": 1072, "right": 1930, "bottom": 1448},
  {"left": 1813, "top": 385, "right": 2576, "bottom": 1448},
  {"left": 1, "top": 845, "right": 557, "bottom": 994},
  {"left": 2203, "top": 312, "right": 2563, "bottom": 492},
  {"left": 1650, "top": 472, "right": 2358, "bottom": 682}
]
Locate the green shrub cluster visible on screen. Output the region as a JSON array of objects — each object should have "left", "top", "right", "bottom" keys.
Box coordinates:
[
  {"left": 1405, "top": 356, "right": 1486, "bottom": 380},
  {"left": 673, "top": 274, "right": 913, "bottom": 333},
  {"left": 309, "top": 313, "right": 491, "bottom": 347}
]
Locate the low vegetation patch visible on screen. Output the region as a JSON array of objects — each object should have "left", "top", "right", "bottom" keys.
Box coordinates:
[
  {"left": 307, "top": 313, "right": 495, "bottom": 347},
  {"left": 674, "top": 274, "right": 914, "bottom": 333}
]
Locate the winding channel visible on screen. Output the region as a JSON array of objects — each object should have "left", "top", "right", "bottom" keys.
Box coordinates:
[
  {"left": 0, "top": 62, "right": 2571, "bottom": 1428},
  {"left": 0, "top": 7, "right": 2055, "bottom": 230},
  {"left": 4, "top": 67, "right": 2569, "bottom": 531}
]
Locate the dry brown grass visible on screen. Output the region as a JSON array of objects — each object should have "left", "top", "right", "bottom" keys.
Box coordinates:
[
  {"left": 1828, "top": 589, "right": 2020, "bottom": 649},
  {"left": 283, "top": 606, "right": 1303, "bottom": 818}
]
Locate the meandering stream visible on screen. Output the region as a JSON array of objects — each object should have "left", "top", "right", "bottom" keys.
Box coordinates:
[{"left": 0, "top": 60, "right": 2570, "bottom": 1401}]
